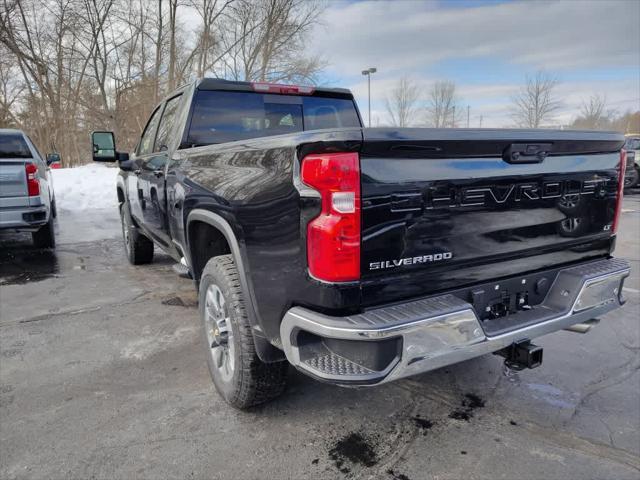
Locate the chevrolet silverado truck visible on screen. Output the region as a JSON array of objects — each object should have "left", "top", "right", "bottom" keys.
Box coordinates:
[
  {"left": 92, "top": 79, "right": 630, "bottom": 409},
  {"left": 0, "top": 128, "right": 57, "bottom": 248}
]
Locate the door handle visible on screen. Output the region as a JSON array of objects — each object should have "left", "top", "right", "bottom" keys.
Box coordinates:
[{"left": 153, "top": 170, "right": 164, "bottom": 178}]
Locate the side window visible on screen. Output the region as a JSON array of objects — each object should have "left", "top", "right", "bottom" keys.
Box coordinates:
[
  {"left": 138, "top": 106, "right": 163, "bottom": 155},
  {"left": 155, "top": 94, "right": 183, "bottom": 152}
]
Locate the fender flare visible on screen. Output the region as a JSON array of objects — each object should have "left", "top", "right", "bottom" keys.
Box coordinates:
[{"left": 186, "top": 209, "right": 286, "bottom": 363}]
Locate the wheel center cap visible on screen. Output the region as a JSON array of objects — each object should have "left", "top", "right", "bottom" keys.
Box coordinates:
[{"left": 211, "top": 318, "right": 228, "bottom": 346}]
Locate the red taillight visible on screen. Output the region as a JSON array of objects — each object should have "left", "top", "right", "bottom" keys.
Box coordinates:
[
  {"left": 25, "top": 163, "right": 40, "bottom": 196},
  {"left": 251, "top": 82, "right": 315, "bottom": 95},
  {"left": 301, "top": 152, "right": 360, "bottom": 282},
  {"left": 612, "top": 149, "right": 626, "bottom": 234}
]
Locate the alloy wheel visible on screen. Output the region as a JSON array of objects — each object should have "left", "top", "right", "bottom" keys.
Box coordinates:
[{"left": 204, "top": 284, "right": 235, "bottom": 382}]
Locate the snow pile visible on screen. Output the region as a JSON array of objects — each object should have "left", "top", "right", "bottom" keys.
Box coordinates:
[{"left": 51, "top": 163, "right": 119, "bottom": 212}]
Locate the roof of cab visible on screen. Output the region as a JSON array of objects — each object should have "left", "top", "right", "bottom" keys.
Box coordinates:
[{"left": 195, "top": 78, "right": 353, "bottom": 98}]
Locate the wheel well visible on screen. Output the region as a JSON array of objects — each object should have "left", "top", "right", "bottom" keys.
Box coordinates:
[
  {"left": 188, "top": 221, "right": 231, "bottom": 281},
  {"left": 116, "top": 186, "right": 125, "bottom": 204}
]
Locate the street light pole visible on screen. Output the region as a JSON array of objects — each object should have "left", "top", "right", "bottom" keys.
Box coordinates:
[
  {"left": 367, "top": 73, "right": 371, "bottom": 127},
  {"left": 361, "top": 67, "right": 377, "bottom": 127}
]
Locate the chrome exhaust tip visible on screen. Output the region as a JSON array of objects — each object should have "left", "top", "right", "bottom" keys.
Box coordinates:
[{"left": 564, "top": 318, "right": 600, "bottom": 334}]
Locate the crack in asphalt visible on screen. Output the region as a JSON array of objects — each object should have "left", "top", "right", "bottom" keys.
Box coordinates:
[
  {"left": 610, "top": 319, "right": 640, "bottom": 353},
  {"left": 568, "top": 357, "right": 640, "bottom": 423},
  {"left": 521, "top": 421, "right": 640, "bottom": 472},
  {"left": 0, "top": 291, "right": 152, "bottom": 327},
  {"left": 597, "top": 417, "right": 617, "bottom": 449}
]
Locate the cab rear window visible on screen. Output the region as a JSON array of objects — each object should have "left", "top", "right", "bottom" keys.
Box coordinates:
[
  {"left": 186, "top": 91, "right": 361, "bottom": 146},
  {"left": 0, "top": 133, "right": 31, "bottom": 158}
]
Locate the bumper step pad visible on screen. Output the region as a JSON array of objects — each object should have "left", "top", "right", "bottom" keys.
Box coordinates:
[{"left": 304, "top": 353, "right": 374, "bottom": 376}]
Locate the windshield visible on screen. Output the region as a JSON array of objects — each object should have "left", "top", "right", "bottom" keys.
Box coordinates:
[
  {"left": 0, "top": 133, "right": 31, "bottom": 158},
  {"left": 186, "top": 90, "right": 361, "bottom": 146}
]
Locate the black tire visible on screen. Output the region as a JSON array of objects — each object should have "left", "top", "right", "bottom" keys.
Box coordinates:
[
  {"left": 32, "top": 214, "right": 55, "bottom": 249},
  {"left": 120, "top": 201, "right": 154, "bottom": 265},
  {"left": 199, "top": 254, "right": 288, "bottom": 409},
  {"left": 51, "top": 196, "right": 57, "bottom": 218}
]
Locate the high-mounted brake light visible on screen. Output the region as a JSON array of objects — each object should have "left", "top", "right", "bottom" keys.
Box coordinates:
[
  {"left": 612, "top": 149, "right": 626, "bottom": 234},
  {"left": 251, "top": 82, "right": 315, "bottom": 95},
  {"left": 25, "top": 163, "right": 39, "bottom": 196},
  {"left": 301, "top": 152, "right": 360, "bottom": 282}
]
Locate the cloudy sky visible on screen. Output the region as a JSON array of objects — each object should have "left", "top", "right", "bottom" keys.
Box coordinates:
[{"left": 308, "top": 0, "right": 640, "bottom": 128}]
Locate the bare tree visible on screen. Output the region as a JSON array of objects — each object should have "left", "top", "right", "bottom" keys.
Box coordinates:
[
  {"left": 385, "top": 77, "right": 421, "bottom": 127},
  {"left": 167, "top": 0, "right": 179, "bottom": 89},
  {"left": 219, "top": 0, "right": 325, "bottom": 83},
  {"left": 0, "top": 0, "right": 328, "bottom": 165},
  {"left": 1, "top": 0, "right": 82, "bottom": 160},
  {"left": 0, "top": 45, "right": 24, "bottom": 126},
  {"left": 511, "top": 71, "right": 561, "bottom": 128},
  {"left": 186, "top": 0, "right": 233, "bottom": 77},
  {"left": 153, "top": 0, "right": 163, "bottom": 101},
  {"left": 610, "top": 110, "right": 640, "bottom": 134},
  {"left": 572, "top": 94, "right": 612, "bottom": 130},
  {"left": 425, "top": 80, "right": 460, "bottom": 128}
]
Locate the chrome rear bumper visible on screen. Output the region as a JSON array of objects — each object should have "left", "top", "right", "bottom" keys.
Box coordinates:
[{"left": 280, "top": 258, "right": 630, "bottom": 385}]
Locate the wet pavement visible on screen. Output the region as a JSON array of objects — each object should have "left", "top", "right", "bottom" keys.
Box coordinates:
[{"left": 0, "top": 197, "right": 639, "bottom": 480}]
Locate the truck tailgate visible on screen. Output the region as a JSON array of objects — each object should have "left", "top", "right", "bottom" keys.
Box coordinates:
[
  {"left": 0, "top": 159, "right": 28, "bottom": 198},
  {"left": 359, "top": 128, "right": 625, "bottom": 306}
]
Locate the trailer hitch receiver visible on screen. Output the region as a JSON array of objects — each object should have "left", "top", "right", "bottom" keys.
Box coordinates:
[{"left": 496, "top": 340, "right": 543, "bottom": 370}]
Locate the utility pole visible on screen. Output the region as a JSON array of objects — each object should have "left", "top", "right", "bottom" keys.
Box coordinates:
[
  {"left": 479, "top": 115, "right": 483, "bottom": 128},
  {"left": 361, "top": 67, "right": 377, "bottom": 127},
  {"left": 466, "top": 105, "right": 470, "bottom": 128}
]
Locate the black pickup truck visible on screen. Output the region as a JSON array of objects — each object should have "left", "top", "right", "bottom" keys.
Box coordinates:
[{"left": 92, "top": 79, "right": 630, "bottom": 409}]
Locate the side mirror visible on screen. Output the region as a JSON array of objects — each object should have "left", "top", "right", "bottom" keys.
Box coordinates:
[
  {"left": 91, "top": 131, "right": 117, "bottom": 162},
  {"left": 46, "top": 153, "right": 61, "bottom": 166}
]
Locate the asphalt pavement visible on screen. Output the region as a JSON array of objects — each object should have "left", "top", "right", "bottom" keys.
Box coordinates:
[{"left": 1, "top": 197, "right": 639, "bottom": 480}]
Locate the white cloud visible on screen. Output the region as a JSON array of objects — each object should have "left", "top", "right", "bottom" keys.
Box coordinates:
[{"left": 311, "top": 0, "right": 640, "bottom": 75}]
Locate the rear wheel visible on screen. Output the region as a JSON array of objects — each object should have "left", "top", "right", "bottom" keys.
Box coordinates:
[
  {"left": 120, "top": 202, "right": 154, "bottom": 265},
  {"left": 32, "top": 214, "right": 55, "bottom": 249},
  {"left": 199, "top": 254, "right": 288, "bottom": 409}
]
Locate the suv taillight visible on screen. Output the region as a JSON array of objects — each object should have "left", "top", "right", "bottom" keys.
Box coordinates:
[
  {"left": 301, "top": 152, "right": 360, "bottom": 282},
  {"left": 612, "top": 149, "right": 626, "bottom": 234},
  {"left": 25, "top": 163, "right": 40, "bottom": 196}
]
